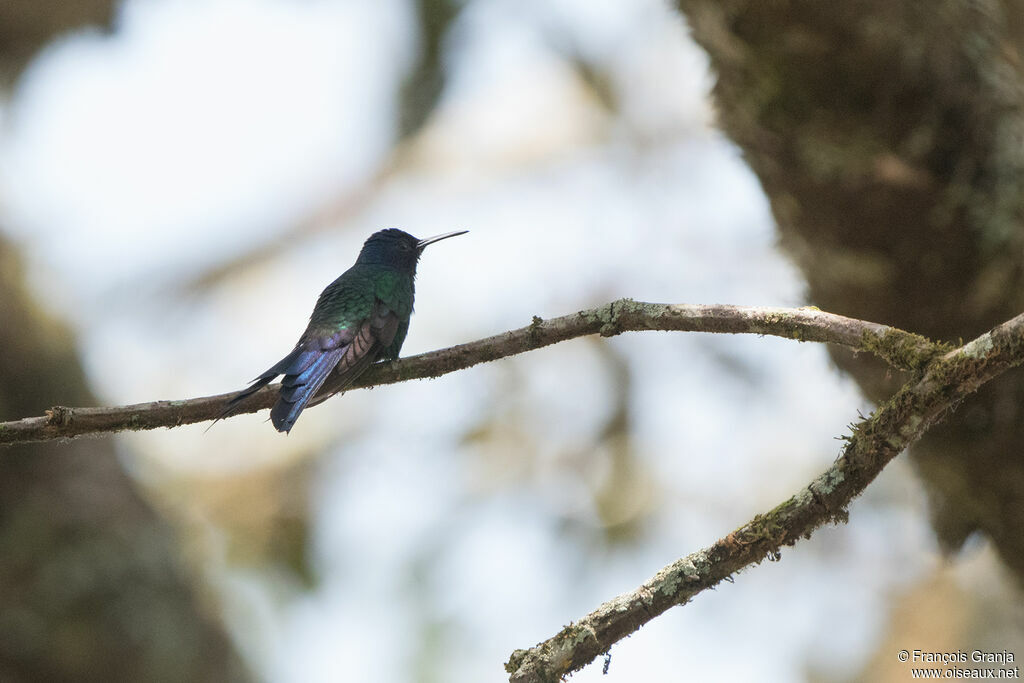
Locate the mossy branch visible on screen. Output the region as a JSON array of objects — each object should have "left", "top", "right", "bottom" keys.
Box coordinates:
[
  {"left": 0, "top": 299, "right": 939, "bottom": 445},
  {"left": 4, "top": 299, "right": 1021, "bottom": 681},
  {"left": 504, "top": 310, "right": 1024, "bottom": 683}
]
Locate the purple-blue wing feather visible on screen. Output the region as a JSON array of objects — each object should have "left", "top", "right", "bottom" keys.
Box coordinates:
[
  {"left": 270, "top": 344, "right": 346, "bottom": 432},
  {"left": 216, "top": 301, "right": 401, "bottom": 433},
  {"left": 307, "top": 302, "right": 400, "bottom": 408}
]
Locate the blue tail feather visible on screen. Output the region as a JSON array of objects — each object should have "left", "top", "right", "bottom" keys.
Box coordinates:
[
  {"left": 216, "top": 314, "right": 391, "bottom": 433},
  {"left": 270, "top": 347, "right": 345, "bottom": 433},
  {"left": 212, "top": 346, "right": 306, "bottom": 426}
]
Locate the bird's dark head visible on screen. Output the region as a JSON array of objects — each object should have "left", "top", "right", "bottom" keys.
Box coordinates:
[{"left": 356, "top": 228, "right": 467, "bottom": 271}]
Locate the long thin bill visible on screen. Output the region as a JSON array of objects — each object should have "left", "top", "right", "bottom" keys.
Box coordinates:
[{"left": 416, "top": 230, "right": 468, "bottom": 249}]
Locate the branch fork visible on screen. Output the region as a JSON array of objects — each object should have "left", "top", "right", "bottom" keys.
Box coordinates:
[{"left": 3, "top": 300, "right": 1020, "bottom": 683}]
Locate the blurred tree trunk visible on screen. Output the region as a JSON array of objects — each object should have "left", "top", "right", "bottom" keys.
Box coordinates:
[
  {"left": 674, "top": 0, "right": 1024, "bottom": 579},
  {"left": 0, "top": 234, "right": 249, "bottom": 683}
]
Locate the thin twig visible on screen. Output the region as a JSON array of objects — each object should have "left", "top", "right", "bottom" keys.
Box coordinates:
[
  {"left": 0, "top": 299, "right": 939, "bottom": 445},
  {"left": 504, "top": 310, "right": 1024, "bottom": 683}
]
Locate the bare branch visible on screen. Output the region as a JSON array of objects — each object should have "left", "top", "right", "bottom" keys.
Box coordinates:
[
  {"left": 504, "top": 310, "right": 1024, "bottom": 683},
  {"left": 0, "top": 299, "right": 940, "bottom": 445}
]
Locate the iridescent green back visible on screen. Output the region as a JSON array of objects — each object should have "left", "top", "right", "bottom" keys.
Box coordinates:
[{"left": 305, "top": 264, "right": 415, "bottom": 359}]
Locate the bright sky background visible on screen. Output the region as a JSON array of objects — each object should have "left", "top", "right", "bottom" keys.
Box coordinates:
[{"left": 0, "top": 1, "right": 989, "bottom": 681}]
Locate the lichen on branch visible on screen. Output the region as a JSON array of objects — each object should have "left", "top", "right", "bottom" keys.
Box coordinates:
[
  {"left": 504, "top": 310, "right": 1024, "bottom": 683},
  {"left": 0, "top": 300, "right": 936, "bottom": 445}
]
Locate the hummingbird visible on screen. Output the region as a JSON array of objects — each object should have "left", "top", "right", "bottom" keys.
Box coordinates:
[{"left": 219, "top": 228, "right": 467, "bottom": 433}]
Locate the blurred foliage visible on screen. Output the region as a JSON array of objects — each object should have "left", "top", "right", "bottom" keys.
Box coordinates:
[
  {"left": 180, "top": 0, "right": 463, "bottom": 295},
  {"left": 677, "top": 0, "right": 1024, "bottom": 583},
  {"left": 585, "top": 339, "right": 657, "bottom": 543},
  {"left": 0, "top": 0, "right": 115, "bottom": 86},
  {"left": 461, "top": 338, "right": 657, "bottom": 548},
  {"left": 0, "top": 234, "right": 248, "bottom": 681},
  {"left": 399, "top": 0, "right": 460, "bottom": 138},
  {"left": 0, "top": 5, "right": 249, "bottom": 678},
  {"left": 151, "top": 457, "right": 318, "bottom": 590}
]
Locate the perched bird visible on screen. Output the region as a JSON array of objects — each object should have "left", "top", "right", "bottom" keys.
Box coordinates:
[{"left": 218, "top": 228, "right": 467, "bottom": 433}]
